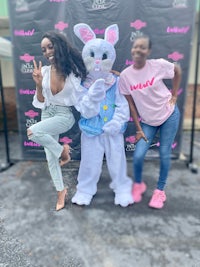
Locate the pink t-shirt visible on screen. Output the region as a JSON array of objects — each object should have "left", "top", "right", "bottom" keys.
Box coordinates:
[{"left": 119, "top": 58, "right": 175, "bottom": 126}]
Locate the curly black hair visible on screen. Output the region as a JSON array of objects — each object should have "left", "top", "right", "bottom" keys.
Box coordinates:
[{"left": 42, "top": 31, "right": 87, "bottom": 80}]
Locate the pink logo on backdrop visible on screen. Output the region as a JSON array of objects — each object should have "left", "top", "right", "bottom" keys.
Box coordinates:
[
  {"left": 150, "top": 141, "right": 177, "bottom": 149},
  {"left": 177, "top": 88, "right": 183, "bottom": 95},
  {"left": 130, "top": 20, "right": 147, "bottom": 30},
  {"left": 150, "top": 142, "right": 160, "bottom": 148},
  {"left": 19, "top": 89, "right": 36, "bottom": 95},
  {"left": 125, "top": 59, "right": 134, "bottom": 66},
  {"left": 126, "top": 136, "right": 136, "bottom": 144},
  {"left": 20, "top": 53, "right": 34, "bottom": 63},
  {"left": 167, "top": 26, "right": 190, "bottom": 34},
  {"left": 94, "top": 28, "right": 105, "bottom": 35},
  {"left": 55, "top": 22, "right": 69, "bottom": 31},
  {"left": 129, "top": 117, "right": 142, "bottom": 122},
  {"left": 169, "top": 88, "right": 183, "bottom": 96},
  {"left": 14, "top": 29, "right": 35, "bottom": 36},
  {"left": 168, "top": 52, "right": 184, "bottom": 61},
  {"left": 59, "top": 137, "right": 72, "bottom": 144},
  {"left": 125, "top": 139, "right": 177, "bottom": 150},
  {"left": 24, "top": 141, "right": 40, "bottom": 147},
  {"left": 25, "top": 110, "right": 39, "bottom": 118},
  {"left": 171, "top": 142, "right": 177, "bottom": 149}
]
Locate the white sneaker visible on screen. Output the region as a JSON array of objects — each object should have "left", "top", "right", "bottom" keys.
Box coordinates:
[
  {"left": 114, "top": 192, "right": 134, "bottom": 207},
  {"left": 71, "top": 191, "right": 93, "bottom": 206}
]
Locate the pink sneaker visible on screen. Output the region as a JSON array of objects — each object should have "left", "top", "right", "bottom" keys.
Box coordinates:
[
  {"left": 148, "top": 189, "right": 167, "bottom": 209},
  {"left": 132, "top": 182, "right": 147, "bottom": 203}
]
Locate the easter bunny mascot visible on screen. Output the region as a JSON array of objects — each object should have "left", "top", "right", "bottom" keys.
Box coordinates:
[{"left": 72, "top": 23, "right": 134, "bottom": 207}]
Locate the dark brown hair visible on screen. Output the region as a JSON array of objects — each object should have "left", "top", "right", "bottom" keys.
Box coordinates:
[{"left": 42, "top": 31, "right": 87, "bottom": 80}]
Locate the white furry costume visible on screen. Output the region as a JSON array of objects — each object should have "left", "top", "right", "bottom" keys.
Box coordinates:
[{"left": 72, "top": 23, "right": 134, "bottom": 207}]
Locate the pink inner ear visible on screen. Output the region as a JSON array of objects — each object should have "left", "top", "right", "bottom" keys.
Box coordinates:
[
  {"left": 79, "top": 28, "right": 94, "bottom": 43},
  {"left": 106, "top": 30, "right": 117, "bottom": 45}
]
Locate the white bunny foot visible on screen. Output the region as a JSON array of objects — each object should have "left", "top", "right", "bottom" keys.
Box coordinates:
[
  {"left": 71, "top": 191, "right": 93, "bottom": 206},
  {"left": 114, "top": 193, "right": 134, "bottom": 207}
]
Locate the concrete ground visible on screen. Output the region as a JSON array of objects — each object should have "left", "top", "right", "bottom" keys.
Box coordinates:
[{"left": 0, "top": 130, "right": 200, "bottom": 267}]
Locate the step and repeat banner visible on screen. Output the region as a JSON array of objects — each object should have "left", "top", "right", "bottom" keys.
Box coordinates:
[{"left": 8, "top": 0, "right": 196, "bottom": 160}]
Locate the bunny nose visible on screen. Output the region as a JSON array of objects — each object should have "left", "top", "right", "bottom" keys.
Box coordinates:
[{"left": 95, "top": 59, "right": 100, "bottom": 64}]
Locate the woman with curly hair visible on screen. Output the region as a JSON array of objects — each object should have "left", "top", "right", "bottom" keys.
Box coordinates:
[{"left": 28, "top": 31, "right": 87, "bottom": 211}]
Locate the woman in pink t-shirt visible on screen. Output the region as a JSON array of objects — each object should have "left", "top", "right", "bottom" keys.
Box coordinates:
[{"left": 119, "top": 35, "right": 182, "bottom": 209}]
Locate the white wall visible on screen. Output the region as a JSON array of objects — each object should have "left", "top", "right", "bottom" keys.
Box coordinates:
[
  {"left": 0, "top": 26, "right": 15, "bottom": 88},
  {"left": 188, "top": 20, "right": 200, "bottom": 84},
  {"left": 0, "top": 59, "right": 15, "bottom": 87}
]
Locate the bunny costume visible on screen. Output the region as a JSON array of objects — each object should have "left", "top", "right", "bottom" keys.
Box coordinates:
[{"left": 72, "top": 23, "right": 134, "bottom": 207}]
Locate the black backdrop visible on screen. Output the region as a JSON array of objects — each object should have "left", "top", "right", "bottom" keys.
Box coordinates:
[{"left": 8, "top": 0, "right": 196, "bottom": 160}]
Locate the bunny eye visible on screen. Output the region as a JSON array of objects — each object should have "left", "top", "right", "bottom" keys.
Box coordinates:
[
  {"left": 102, "top": 53, "right": 107, "bottom": 60},
  {"left": 90, "top": 51, "right": 95, "bottom": 57}
]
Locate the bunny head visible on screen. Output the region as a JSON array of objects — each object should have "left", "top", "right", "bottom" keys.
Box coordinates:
[{"left": 74, "top": 23, "right": 119, "bottom": 75}]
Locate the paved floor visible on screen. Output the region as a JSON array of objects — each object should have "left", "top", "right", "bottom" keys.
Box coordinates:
[{"left": 0, "top": 130, "right": 200, "bottom": 267}]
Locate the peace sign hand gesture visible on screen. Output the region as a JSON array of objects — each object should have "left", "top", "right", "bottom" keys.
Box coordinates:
[{"left": 32, "top": 60, "right": 43, "bottom": 88}]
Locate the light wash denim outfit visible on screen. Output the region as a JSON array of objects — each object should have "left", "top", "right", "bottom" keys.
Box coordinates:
[
  {"left": 133, "top": 105, "right": 180, "bottom": 190},
  {"left": 28, "top": 104, "right": 75, "bottom": 191}
]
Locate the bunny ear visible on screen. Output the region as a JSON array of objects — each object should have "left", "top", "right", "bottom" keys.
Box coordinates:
[
  {"left": 73, "top": 23, "right": 96, "bottom": 44},
  {"left": 104, "top": 24, "right": 119, "bottom": 46}
]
